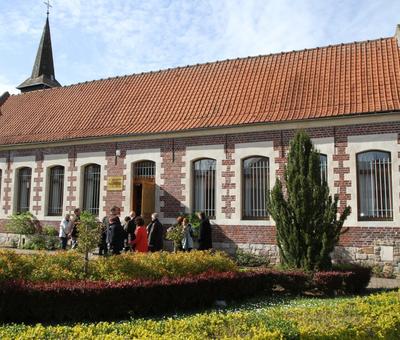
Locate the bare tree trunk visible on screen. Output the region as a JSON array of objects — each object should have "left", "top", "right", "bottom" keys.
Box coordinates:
[
  {"left": 84, "top": 224, "right": 89, "bottom": 276},
  {"left": 84, "top": 249, "right": 89, "bottom": 276}
]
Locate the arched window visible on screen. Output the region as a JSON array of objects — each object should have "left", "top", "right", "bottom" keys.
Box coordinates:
[
  {"left": 47, "top": 166, "right": 64, "bottom": 216},
  {"left": 134, "top": 160, "right": 155, "bottom": 178},
  {"left": 319, "top": 153, "right": 328, "bottom": 183},
  {"left": 357, "top": 151, "right": 392, "bottom": 220},
  {"left": 193, "top": 158, "right": 216, "bottom": 219},
  {"left": 16, "top": 167, "right": 32, "bottom": 213},
  {"left": 242, "top": 156, "right": 269, "bottom": 219},
  {"left": 83, "top": 164, "right": 101, "bottom": 215}
]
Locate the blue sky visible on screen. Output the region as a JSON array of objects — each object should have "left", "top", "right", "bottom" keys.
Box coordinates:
[{"left": 1, "top": 0, "right": 399, "bottom": 94}]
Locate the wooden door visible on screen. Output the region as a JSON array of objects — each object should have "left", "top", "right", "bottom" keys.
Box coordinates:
[
  {"left": 131, "top": 182, "right": 142, "bottom": 215},
  {"left": 141, "top": 181, "right": 155, "bottom": 223}
]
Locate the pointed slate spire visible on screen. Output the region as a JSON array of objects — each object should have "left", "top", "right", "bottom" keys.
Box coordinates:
[{"left": 17, "top": 16, "right": 61, "bottom": 93}]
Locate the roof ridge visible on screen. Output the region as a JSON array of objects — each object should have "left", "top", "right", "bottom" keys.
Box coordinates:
[{"left": 9, "top": 36, "right": 395, "bottom": 97}]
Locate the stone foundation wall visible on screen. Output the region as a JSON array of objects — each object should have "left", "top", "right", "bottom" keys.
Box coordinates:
[
  {"left": 214, "top": 241, "right": 400, "bottom": 273},
  {"left": 0, "top": 232, "right": 21, "bottom": 247}
]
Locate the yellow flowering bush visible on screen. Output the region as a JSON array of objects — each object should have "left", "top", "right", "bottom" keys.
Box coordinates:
[
  {"left": 0, "top": 250, "right": 34, "bottom": 281},
  {"left": 0, "top": 249, "right": 237, "bottom": 282},
  {"left": 0, "top": 290, "right": 398, "bottom": 339}
]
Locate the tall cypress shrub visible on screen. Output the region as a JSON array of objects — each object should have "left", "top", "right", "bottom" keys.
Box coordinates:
[{"left": 268, "top": 131, "right": 351, "bottom": 271}]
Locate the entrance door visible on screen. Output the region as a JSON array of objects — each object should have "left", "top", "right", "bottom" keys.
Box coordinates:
[
  {"left": 131, "top": 160, "right": 156, "bottom": 224},
  {"left": 133, "top": 183, "right": 143, "bottom": 216},
  {"left": 141, "top": 181, "right": 155, "bottom": 223}
]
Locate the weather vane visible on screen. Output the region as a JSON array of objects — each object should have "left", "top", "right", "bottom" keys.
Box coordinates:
[{"left": 44, "top": 0, "right": 52, "bottom": 17}]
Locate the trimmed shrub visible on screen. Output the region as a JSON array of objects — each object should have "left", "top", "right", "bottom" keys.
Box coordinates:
[
  {"left": 0, "top": 250, "right": 237, "bottom": 282},
  {"left": 273, "top": 270, "right": 310, "bottom": 294},
  {"left": 333, "top": 263, "right": 372, "bottom": 293},
  {"left": 0, "top": 270, "right": 276, "bottom": 322},
  {"left": 0, "top": 266, "right": 373, "bottom": 322},
  {"left": 313, "top": 271, "right": 351, "bottom": 295},
  {"left": 0, "top": 250, "right": 34, "bottom": 281}
]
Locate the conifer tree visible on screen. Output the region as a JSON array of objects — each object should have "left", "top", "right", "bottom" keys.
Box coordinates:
[{"left": 268, "top": 131, "right": 351, "bottom": 271}]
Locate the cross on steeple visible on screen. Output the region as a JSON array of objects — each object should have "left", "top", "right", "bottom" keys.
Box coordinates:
[
  {"left": 44, "top": 0, "right": 52, "bottom": 17},
  {"left": 16, "top": 2, "right": 61, "bottom": 93}
]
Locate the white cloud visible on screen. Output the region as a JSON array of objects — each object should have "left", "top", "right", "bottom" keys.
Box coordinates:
[
  {"left": 1, "top": 0, "right": 400, "bottom": 87},
  {"left": 0, "top": 76, "right": 18, "bottom": 95}
]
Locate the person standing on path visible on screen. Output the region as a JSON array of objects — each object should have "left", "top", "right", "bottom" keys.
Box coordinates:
[
  {"left": 197, "top": 211, "right": 212, "bottom": 250},
  {"left": 59, "top": 213, "right": 70, "bottom": 250},
  {"left": 109, "top": 215, "right": 125, "bottom": 255},
  {"left": 147, "top": 213, "right": 164, "bottom": 252},
  {"left": 131, "top": 216, "right": 148, "bottom": 253},
  {"left": 104, "top": 206, "right": 121, "bottom": 252},
  {"left": 125, "top": 211, "right": 137, "bottom": 248},
  {"left": 68, "top": 208, "right": 81, "bottom": 249},
  {"left": 182, "top": 217, "right": 194, "bottom": 252}
]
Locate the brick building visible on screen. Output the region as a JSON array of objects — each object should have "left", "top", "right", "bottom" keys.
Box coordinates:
[{"left": 0, "top": 17, "right": 400, "bottom": 269}]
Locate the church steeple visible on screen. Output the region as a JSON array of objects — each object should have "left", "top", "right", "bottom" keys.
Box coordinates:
[{"left": 17, "top": 8, "right": 61, "bottom": 93}]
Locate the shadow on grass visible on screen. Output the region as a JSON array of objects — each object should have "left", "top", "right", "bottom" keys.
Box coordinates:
[{"left": 3, "top": 288, "right": 393, "bottom": 328}]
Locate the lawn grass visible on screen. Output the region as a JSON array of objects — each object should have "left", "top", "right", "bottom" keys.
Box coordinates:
[{"left": 1, "top": 290, "right": 399, "bottom": 339}]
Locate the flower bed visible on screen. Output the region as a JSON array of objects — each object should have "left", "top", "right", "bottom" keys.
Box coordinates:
[
  {"left": 0, "top": 270, "right": 276, "bottom": 322},
  {"left": 0, "top": 291, "right": 398, "bottom": 339},
  {"left": 0, "top": 250, "right": 237, "bottom": 282},
  {"left": 0, "top": 267, "right": 371, "bottom": 323}
]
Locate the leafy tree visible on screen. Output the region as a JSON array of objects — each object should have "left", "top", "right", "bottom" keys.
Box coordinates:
[
  {"left": 76, "top": 211, "right": 101, "bottom": 275},
  {"left": 268, "top": 131, "right": 351, "bottom": 271},
  {"left": 166, "top": 223, "right": 184, "bottom": 252}
]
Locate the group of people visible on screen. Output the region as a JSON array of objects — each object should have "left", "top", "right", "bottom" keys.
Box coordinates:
[
  {"left": 174, "top": 212, "right": 212, "bottom": 252},
  {"left": 99, "top": 206, "right": 164, "bottom": 255},
  {"left": 59, "top": 207, "right": 212, "bottom": 255},
  {"left": 58, "top": 207, "right": 81, "bottom": 250}
]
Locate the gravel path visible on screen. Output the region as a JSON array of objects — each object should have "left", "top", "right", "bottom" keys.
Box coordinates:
[{"left": 367, "top": 277, "right": 400, "bottom": 289}]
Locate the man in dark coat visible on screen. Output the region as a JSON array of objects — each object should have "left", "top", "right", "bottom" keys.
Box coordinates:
[
  {"left": 147, "top": 213, "right": 164, "bottom": 252},
  {"left": 197, "top": 211, "right": 212, "bottom": 250},
  {"left": 126, "top": 211, "right": 137, "bottom": 243},
  {"left": 68, "top": 208, "right": 81, "bottom": 249},
  {"left": 109, "top": 216, "right": 125, "bottom": 255},
  {"left": 98, "top": 221, "right": 108, "bottom": 256}
]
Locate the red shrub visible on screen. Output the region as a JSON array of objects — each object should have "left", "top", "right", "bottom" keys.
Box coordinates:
[
  {"left": 313, "top": 271, "right": 351, "bottom": 295},
  {"left": 0, "top": 270, "right": 276, "bottom": 322},
  {"left": 0, "top": 267, "right": 371, "bottom": 323}
]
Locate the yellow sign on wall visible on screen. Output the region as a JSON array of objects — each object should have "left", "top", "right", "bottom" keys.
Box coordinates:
[{"left": 107, "top": 176, "right": 123, "bottom": 191}]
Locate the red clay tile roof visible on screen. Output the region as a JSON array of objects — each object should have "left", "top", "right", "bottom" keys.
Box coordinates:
[{"left": 1, "top": 37, "right": 400, "bottom": 146}]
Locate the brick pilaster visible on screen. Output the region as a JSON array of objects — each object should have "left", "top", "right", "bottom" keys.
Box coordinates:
[
  {"left": 333, "top": 134, "right": 351, "bottom": 213},
  {"left": 32, "top": 152, "right": 43, "bottom": 215},
  {"left": 160, "top": 140, "right": 185, "bottom": 218},
  {"left": 221, "top": 139, "right": 235, "bottom": 219},
  {"left": 66, "top": 150, "right": 77, "bottom": 213}
]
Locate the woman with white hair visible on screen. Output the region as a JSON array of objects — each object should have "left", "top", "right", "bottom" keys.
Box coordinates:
[{"left": 59, "top": 213, "right": 70, "bottom": 250}]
